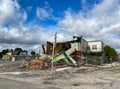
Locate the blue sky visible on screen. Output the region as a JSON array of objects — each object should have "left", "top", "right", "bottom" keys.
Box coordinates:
[
  {"left": 17, "top": 0, "right": 101, "bottom": 26},
  {"left": 0, "top": 0, "right": 120, "bottom": 53},
  {"left": 18, "top": 0, "right": 101, "bottom": 26}
]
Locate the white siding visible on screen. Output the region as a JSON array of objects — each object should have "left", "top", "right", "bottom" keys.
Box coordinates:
[{"left": 88, "top": 41, "right": 103, "bottom": 52}]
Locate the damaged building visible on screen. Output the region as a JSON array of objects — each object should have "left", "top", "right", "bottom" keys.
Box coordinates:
[
  {"left": 41, "top": 36, "right": 104, "bottom": 67},
  {"left": 45, "top": 36, "right": 104, "bottom": 57},
  {"left": 45, "top": 36, "right": 89, "bottom": 60}
]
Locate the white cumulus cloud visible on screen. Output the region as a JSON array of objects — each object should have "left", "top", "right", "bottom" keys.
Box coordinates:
[
  {"left": 0, "top": 0, "right": 120, "bottom": 53},
  {"left": 36, "top": 7, "right": 52, "bottom": 20},
  {"left": 0, "top": 0, "right": 27, "bottom": 27}
]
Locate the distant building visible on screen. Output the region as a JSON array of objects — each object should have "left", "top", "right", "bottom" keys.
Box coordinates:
[{"left": 88, "top": 40, "right": 104, "bottom": 52}]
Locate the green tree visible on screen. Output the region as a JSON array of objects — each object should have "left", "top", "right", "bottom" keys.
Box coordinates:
[
  {"left": 104, "top": 45, "right": 118, "bottom": 62},
  {"left": 0, "top": 49, "right": 9, "bottom": 60},
  {"left": 21, "top": 50, "right": 28, "bottom": 55},
  {"left": 14, "top": 48, "right": 23, "bottom": 55},
  {"left": 0, "top": 52, "right": 2, "bottom": 59},
  {"left": 31, "top": 51, "right": 36, "bottom": 55},
  {"left": 2, "top": 49, "right": 9, "bottom": 55},
  {"left": 104, "top": 45, "right": 117, "bottom": 57}
]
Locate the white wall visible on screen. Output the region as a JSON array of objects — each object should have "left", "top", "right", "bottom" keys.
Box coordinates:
[{"left": 88, "top": 41, "right": 103, "bottom": 52}]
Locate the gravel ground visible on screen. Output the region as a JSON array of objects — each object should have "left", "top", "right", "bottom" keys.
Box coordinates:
[
  {"left": 0, "top": 61, "right": 120, "bottom": 89},
  {"left": 0, "top": 77, "right": 43, "bottom": 89}
]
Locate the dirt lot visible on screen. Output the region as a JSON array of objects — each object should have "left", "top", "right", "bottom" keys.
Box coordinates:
[{"left": 0, "top": 61, "right": 120, "bottom": 89}]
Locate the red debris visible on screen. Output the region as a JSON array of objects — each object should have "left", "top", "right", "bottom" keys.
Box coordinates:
[
  {"left": 83, "top": 63, "right": 93, "bottom": 67},
  {"left": 29, "top": 59, "right": 51, "bottom": 69}
]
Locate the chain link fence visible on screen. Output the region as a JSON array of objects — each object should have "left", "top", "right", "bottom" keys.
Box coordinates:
[
  {"left": 14, "top": 55, "right": 37, "bottom": 61},
  {"left": 84, "top": 55, "right": 120, "bottom": 68},
  {"left": 2, "top": 55, "right": 37, "bottom": 61},
  {"left": 1, "top": 54, "right": 120, "bottom": 72}
]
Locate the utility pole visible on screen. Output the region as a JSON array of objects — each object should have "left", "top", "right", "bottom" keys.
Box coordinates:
[{"left": 51, "top": 32, "right": 57, "bottom": 74}]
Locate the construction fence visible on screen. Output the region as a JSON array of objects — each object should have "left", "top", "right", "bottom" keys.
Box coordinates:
[
  {"left": 2, "top": 55, "right": 37, "bottom": 61},
  {"left": 2, "top": 54, "right": 120, "bottom": 72},
  {"left": 14, "top": 55, "right": 120, "bottom": 67},
  {"left": 83, "top": 55, "right": 120, "bottom": 67},
  {"left": 14, "top": 55, "right": 37, "bottom": 61}
]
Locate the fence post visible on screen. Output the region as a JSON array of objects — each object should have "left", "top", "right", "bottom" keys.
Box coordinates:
[{"left": 85, "top": 56, "right": 89, "bottom": 72}]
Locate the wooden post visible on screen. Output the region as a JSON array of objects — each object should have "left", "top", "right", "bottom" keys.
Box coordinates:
[
  {"left": 42, "top": 44, "right": 45, "bottom": 54},
  {"left": 51, "top": 32, "right": 57, "bottom": 74}
]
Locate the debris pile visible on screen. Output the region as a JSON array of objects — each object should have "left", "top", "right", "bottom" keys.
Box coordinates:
[
  {"left": 20, "top": 37, "right": 99, "bottom": 70},
  {"left": 21, "top": 55, "right": 52, "bottom": 69}
]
